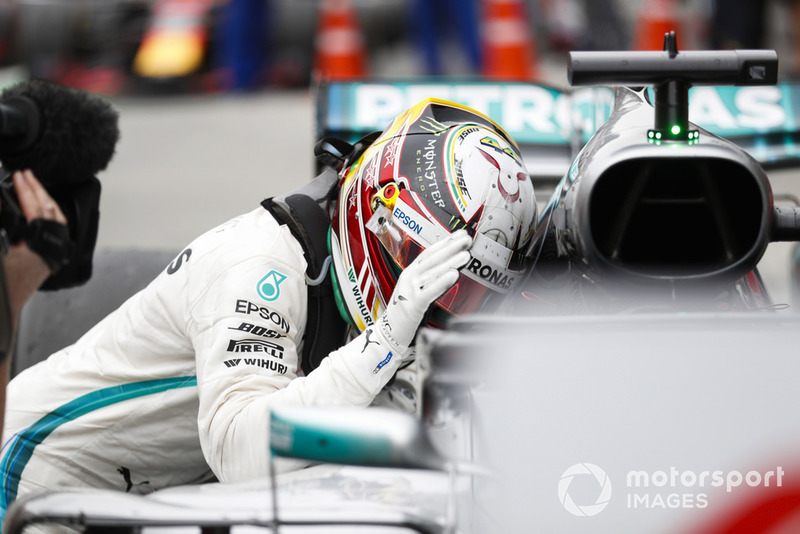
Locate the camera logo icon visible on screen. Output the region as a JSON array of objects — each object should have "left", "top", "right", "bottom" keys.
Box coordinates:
[{"left": 558, "top": 463, "right": 612, "bottom": 517}]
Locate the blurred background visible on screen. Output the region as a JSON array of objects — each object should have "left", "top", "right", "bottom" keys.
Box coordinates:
[
  {"left": 1, "top": 0, "right": 799, "bottom": 93},
  {"left": 0, "top": 0, "right": 798, "bottom": 94},
  {"left": 2, "top": 0, "right": 800, "bottom": 302}
]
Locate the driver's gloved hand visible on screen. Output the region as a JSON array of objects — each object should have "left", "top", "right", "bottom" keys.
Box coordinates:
[{"left": 375, "top": 229, "right": 472, "bottom": 355}]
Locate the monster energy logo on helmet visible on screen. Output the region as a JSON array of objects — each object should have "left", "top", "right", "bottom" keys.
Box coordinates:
[{"left": 419, "top": 117, "right": 449, "bottom": 136}]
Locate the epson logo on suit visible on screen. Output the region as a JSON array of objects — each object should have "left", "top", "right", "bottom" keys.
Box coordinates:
[{"left": 234, "top": 299, "right": 290, "bottom": 333}]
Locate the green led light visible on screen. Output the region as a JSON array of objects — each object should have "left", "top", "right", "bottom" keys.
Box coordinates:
[
  {"left": 655, "top": 132, "right": 662, "bottom": 140},
  {"left": 671, "top": 124, "right": 681, "bottom": 136},
  {"left": 648, "top": 131, "right": 654, "bottom": 139}
]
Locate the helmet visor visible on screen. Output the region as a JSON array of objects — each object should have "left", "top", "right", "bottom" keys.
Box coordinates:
[
  {"left": 366, "top": 197, "right": 519, "bottom": 317},
  {"left": 436, "top": 272, "right": 503, "bottom": 315}
]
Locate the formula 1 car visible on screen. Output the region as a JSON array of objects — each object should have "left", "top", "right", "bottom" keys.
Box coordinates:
[{"left": 7, "top": 34, "right": 800, "bottom": 534}]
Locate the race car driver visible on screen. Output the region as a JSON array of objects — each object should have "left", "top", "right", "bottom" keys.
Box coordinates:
[{"left": 0, "top": 98, "right": 538, "bottom": 524}]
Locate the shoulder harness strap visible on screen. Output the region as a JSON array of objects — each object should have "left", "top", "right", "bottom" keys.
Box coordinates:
[
  {"left": 261, "top": 167, "right": 347, "bottom": 375},
  {"left": 261, "top": 133, "right": 381, "bottom": 375}
]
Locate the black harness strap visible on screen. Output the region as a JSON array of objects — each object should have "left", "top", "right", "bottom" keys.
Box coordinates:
[{"left": 261, "top": 169, "right": 348, "bottom": 375}]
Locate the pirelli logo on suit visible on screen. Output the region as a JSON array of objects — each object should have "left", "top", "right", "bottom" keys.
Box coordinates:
[
  {"left": 223, "top": 339, "right": 288, "bottom": 374},
  {"left": 226, "top": 339, "right": 283, "bottom": 357}
]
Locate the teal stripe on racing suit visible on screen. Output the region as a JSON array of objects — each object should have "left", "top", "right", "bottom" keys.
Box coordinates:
[{"left": 0, "top": 376, "right": 197, "bottom": 520}]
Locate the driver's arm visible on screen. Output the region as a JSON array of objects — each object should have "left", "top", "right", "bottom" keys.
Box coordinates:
[{"left": 190, "top": 224, "right": 469, "bottom": 483}]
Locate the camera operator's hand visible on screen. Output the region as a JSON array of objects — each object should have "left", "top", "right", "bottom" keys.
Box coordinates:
[{"left": 3, "top": 170, "right": 68, "bottom": 322}]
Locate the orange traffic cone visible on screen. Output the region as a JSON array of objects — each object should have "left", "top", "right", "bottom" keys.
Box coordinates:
[
  {"left": 313, "top": 0, "right": 367, "bottom": 81},
  {"left": 633, "top": 0, "right": 681, "bottom": 50},
  {"left": 480, "top": 0, "right": 538, "bottom": 80}
]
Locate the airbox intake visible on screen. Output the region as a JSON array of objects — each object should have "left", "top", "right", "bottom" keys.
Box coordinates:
[{"left": 587, "top": 156, "right": 768, "bottom": 280}]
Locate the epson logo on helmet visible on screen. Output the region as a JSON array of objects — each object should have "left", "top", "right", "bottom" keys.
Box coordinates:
[
  {"left": 465, "top": 257, "right": 515, "bottom": 291},
  {"left": 393, "top": 206, "right": 423, "bottom": 235}
]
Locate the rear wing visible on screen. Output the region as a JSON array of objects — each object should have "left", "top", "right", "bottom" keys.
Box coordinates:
[{"left": 315, "top": 80, "right": 800, "bottom": 183}]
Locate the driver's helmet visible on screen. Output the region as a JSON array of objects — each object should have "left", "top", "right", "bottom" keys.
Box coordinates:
[{"left": 329, "top": 98, "right": 538, "bottom": 331}]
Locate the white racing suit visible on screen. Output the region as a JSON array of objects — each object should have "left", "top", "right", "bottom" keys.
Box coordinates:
[{"left": 0, "top": 206, "right": 414, "bottom": 523}]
